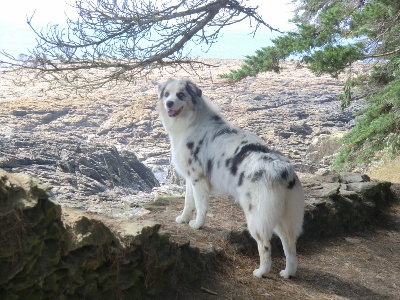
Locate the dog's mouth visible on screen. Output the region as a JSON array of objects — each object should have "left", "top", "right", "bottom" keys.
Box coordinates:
[{"left": 167, "top": 106, "right": 183, "bottom": 117}]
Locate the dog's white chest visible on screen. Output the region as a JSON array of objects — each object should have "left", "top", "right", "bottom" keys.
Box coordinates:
[{"left": 170, "top": 139, "right": 191, "bottom": 173}]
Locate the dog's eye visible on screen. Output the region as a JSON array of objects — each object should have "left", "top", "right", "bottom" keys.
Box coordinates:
[
  {"left": 177, "top": 92, "right": 185, "bottom": 100},
  {"left": 164, "top": 92, "right": 170, "bottom": 97}
]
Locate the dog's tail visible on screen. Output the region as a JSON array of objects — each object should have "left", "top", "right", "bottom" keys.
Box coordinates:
[
  {"left": 269, "top": 163, "right": 305, "bottom": 238},
  {"left": 286, "top": 176, "right": 305, "bottom": 238}
]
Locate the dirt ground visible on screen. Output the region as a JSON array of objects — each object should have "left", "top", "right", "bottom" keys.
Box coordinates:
[{"left": 139, "top": 184, "right": 400, "bottom": 300}]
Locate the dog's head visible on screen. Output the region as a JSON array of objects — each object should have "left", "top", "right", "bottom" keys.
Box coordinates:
[{"left": 158, "top": 78, "right": 202, "bottom": 118}]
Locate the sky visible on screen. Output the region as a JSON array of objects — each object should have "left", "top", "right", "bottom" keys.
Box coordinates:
[{"left": 0, "top": 0, "right": 296, "bottom": 59}]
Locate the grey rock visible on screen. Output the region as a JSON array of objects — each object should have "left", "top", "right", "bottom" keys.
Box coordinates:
[
  {"left": 0, "top": 132, "right": 159, "bottom": 211},
  {"left": 347, "top": 181, "right": 383, "bottom": 197},
  {"left": 301, "top": 172, "right": 393, "bottom": 238},
  {"left": 0, "top": 60, "right": 373, "bottom": 214},
  {"left": 309, "top": 182, "right": 341, "bottom": 198},
  {"left": 304, "top": 134, "right": 343, "bottom": 173},
  {"left": 339, "top": 172, "right": 371, "bottom": 183},
  {"left": 289, "top": 123, "right": 313, "bottom": 136}
]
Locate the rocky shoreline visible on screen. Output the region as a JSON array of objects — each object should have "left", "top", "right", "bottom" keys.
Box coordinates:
[{"left": 0, "top": 60, "right": 368, "bottom": 217}]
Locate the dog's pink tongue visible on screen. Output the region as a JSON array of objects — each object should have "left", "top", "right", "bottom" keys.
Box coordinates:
[
  {"left": 167, "top": 106, "right": 182, "bottom": 117},
  {"left": 168, "top": 110, "right": 176, "bottom": 117}
]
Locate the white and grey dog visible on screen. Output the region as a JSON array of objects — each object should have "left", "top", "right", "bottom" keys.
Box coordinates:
[{"left": 157, "top": 78, "right": 305, "bottom": 279}]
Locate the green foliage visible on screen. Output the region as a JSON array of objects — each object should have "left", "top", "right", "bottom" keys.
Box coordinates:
[
  {"left": 220, "top": 46, "right": 284, "bottom": 80},
  {"left": 306, "top": 44, "right": 364, "bottom": 77},
  {"left": 333, "top": 75, "right": 400, "bottom": 169},
  {"left": 222, "top": 0, "right": 400, "bottom": 169}
]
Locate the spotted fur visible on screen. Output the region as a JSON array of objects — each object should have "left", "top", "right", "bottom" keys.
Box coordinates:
[{"left": 157, "top": 78, "right": 305, "bottom": 279}]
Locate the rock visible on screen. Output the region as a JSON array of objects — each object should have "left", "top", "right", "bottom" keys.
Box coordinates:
[
  {"left": 339, "top": 172, "right": 370, "bottom": 183},
  {"left": 65, "top": 216, "right": 116, "bottom": 251},
  {"left": 224, "top": 228, "right": 257, "bottom": 254},
  {"left": 345, "top": 237, "right": 362, "bottom": 244},
  {"left": 347, "top": 181, "right": 385, "bottom": 198},
  {"left": 0, "top": 169, "right": 219, "bottom": 299},
  {"left": 0, "top": 132, "right": 159, "bottom": 215},
  {"left": 304, "top": 133, "right": 344, "bottom": 172},
  {"left": 289, "top": 123, "right": 313, "bottom": 136},
  {"left": 301, "top": 172, "right": 393, "bottom": 238},
  {"left": 0, "top": 60, "right": 362, "bottom": 193},
  {"left": 309, "top": 182, "right": 341, "bottom": 198},
  {"left": 0, "top": 166, "right": 396, "bottom": 298},
  {"left": 224, "top": 170, "right": 394, "bottom": 252}
]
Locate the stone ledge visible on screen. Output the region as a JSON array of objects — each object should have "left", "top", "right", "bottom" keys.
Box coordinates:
[
  {"left": 301, "top": 172, "right": 393, "bottom": 238},
  {"left": 0, "top": 169, "right": 395, "bottom": 299},
  {"left": 0, "top": 169, "right": 218, "bottom": 299}
]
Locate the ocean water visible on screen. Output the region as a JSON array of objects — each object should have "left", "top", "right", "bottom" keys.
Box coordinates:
[{"left": 0, "top": 21, "right": 279, "bottom": 60}]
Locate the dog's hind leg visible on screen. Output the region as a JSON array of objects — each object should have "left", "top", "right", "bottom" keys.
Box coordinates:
[
  {"left": 188, "top": 179, "right": 209, "bottom": 229},
  {"left": 176, "top": 182, "right": 195, "bottom": 224},
  {"left": 274, "top": 224, "right": 298, "bottom": 279},
  {"left": 274, "top": 185, "right": 304, "bottom": 278},
  {"left": 253, "top": 237, "right": 272, "bottom": 278},
  {"left": 247, "top": 217, "right": 273, "bottom": 278}
]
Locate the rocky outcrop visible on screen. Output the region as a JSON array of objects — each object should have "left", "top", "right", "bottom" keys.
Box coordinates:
[
  {"left": 0, "top": 61, "right": 366, "bottom": 213},
  {"left": 0, "top": 169, "right": 218, "bottom": 299},
  {"left": 0, "top": 132, "right": 159, "bottom": 217},
  {"left": 0, "top": 169, "right": 395, "bottom": 299}
]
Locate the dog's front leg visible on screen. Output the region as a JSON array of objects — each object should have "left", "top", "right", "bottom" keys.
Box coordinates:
[
  {"left": 189, "top": 179, "right": 209, "bottom": 229},
  {"left": 176, "top": 181, "right": 195, "bottom": 224}
]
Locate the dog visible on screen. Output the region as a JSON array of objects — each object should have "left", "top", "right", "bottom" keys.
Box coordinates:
[{"left": 157, "top": 78, "right": 305, "bottom": 278}]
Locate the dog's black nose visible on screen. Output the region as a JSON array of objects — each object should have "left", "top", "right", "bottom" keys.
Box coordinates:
[{"left": 166, "top": 101, "right": 174, "bottom": 108}]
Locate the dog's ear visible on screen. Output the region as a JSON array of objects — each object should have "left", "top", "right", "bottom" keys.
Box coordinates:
[
  {"left": 185, "top": 80, "right": 202, "bottom": 104},
  {"left": 158, "top": 78, "right": 174, "bottom": 99}
]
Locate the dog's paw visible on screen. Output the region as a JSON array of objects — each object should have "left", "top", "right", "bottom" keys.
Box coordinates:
[
  {"left": 176, "top": 215, "right": 189, "bottom": 224},
  {"left": 253, "top": 268, "right": 268, "bottom": 278},
  {"left": 189, "top": 220, "right": 203, "bottom": 229},
  {"left": 279, "top": 269, "right": 294, "bottom": 279}
]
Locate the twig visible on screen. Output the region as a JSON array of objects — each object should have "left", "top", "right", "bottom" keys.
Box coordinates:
[{"left": 201, "top": 287, "right": 218, "bottom": 295}]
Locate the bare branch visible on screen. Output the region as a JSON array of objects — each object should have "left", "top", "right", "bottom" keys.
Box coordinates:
[{"left": 0, "top": 0, "right": 277, "bottom": 92}]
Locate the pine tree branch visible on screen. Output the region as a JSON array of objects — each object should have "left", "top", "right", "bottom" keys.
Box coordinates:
[{"left": 364, "top": 47, "right": 400, "bottom": 59}]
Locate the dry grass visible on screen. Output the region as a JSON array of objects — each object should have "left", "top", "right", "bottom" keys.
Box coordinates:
[{"left": 368, "top": 156, "right": 400, "bottom": 184}]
